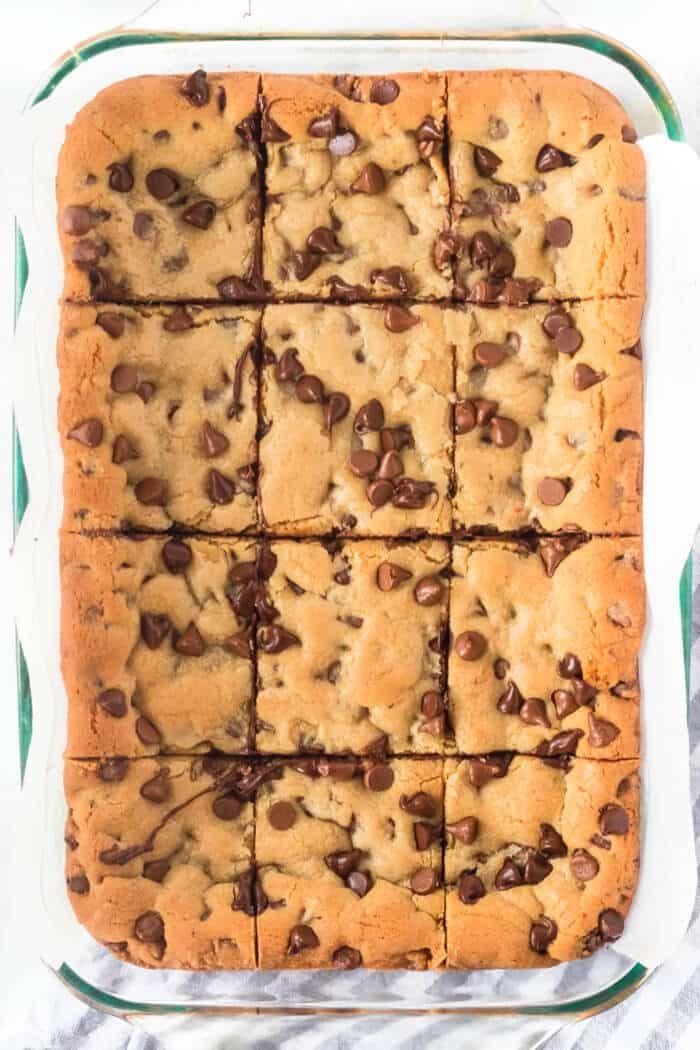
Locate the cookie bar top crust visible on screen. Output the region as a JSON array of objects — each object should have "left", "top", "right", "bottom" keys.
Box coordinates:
[
  {"left": 444, "top": 756, "right": 639, "bottom": 967},
  {"left": 59, "top": 303, "right": 259, "bottom": 534},
  {"left": 449, "top": 539, "right": 644, "bottom": 759},
  {"left": 57, "top": 72, "right": 262, "bottom": 302},
  {"left": 61, "top": 534, "right": 261, "bottom": 757},
  {"left": 64, "top": 757, "right": 256, "bottom": 969},
  {"left": 448, "top": 298, "right": 643, "bottom": 535},
  {"left": 259, "top": 303, "right": 452, "bottom": 535},
  {"left": 256, "top": 758, "right": 445, "bottom": 969},
  {"left": 261, "top": 73, "right": 451, "bottom": 300},
  {"left": 447, "top": 70, "right": 645, "bottom": 303},
  {"left": 256, "top": 540, "right": 449, "bottom": 755}
]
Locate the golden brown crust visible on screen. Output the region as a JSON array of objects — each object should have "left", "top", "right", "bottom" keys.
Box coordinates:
[
  {"left": 445, "top": 756, "right": 640, "bottom": 967},
  {"left": 59, "top": 304, "right": 259, "bottom": 533},
  {"left": 261, "top": 73, "right": 450, "bottom": 299},
  {"left": 449, "top": 538, "right": 644, "bottom": 759},
  {"left": 447, "top": 70, "right": 645, "bottom": 301},
  {"left": 64, "top": 757, "right": 256, "bottom": 969},
  {"left": 61, "top": 533, "right": 257, "bottom": 757},
  {"left": 57, "top": 72, "right": 261, "bottom": 302}
]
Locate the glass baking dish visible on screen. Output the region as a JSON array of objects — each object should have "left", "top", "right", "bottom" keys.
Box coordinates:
[{"left": 11, "top": 0, "right": 692, "bottom": 1037}]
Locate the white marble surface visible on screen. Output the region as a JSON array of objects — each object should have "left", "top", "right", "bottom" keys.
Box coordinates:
[{"left": 1, "top": 1, "right": 699, "bottom": 1046}]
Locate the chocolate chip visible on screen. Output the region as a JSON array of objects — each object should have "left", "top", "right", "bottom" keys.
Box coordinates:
[
  {"left": 96, "top": 689, "right": 127, "bottom": 718},
  {"left": 570, "top": 849, "right": 599, "bottom": 881},
  {"left": 474, "top": 399, "right": 498, "bottom": 425},
  {"left": 607, "top": 603, "right": 632, "bottom": 628},
  {"left": 536, "top": 144, "right": 576, "bottom": 172},
  {"left": 520, "top": 697, "right": 551, "bottom": 728},
  {"left": 289, "top": 924, "right": 319, "bottom": 954},
  {"left": 454, "top": 631, "right": 487, "bottom": 661},
  {"left": 458, "top": 872, "right": 485, "bottom": 905},
  {"left": 308, "top": 107, "right": 340, "bottom": 138},
  {"left": 208, "top": 469, "right": 235, "bottom": 504},
  {"left": 392, "top": 478, "right": 436, "bottom": 509},
  {"left": 140, "top": 770, "right": 171, "bottom": 803},
  {"left": 267, "top": 799, "right": 297, "bottom": 831},
  {"left": 351, "top": 162, "right": 385, "bottom": 194},
  {"left": 137, "top": 381, "right": 156, "bottom": 403},
  {"left": 354, "top": 399, "right": 384, "bottom": 433},
  {"left": 107, "top": 162, "right": 134, "bottom": 192},
  {"left": 68, "top": 419, "right": 103, "bottom": 447},
  {"left": 110, "top": 364, "right": 138, "bottom": 393},
  {"left": 599, "top": 803, "right": 628, "bottom": 835},
  {"left": 493, "top": 658, "right": 509, "bottom": 679},
  {"left": 61, "top": 205, "right": 97, "bottom": 236},
  {"left": 571, "top": 679, "right": 596, "bottom": 706},
  {"left": 496, "top": 681, "right": 523, "bottom": 715},
  {"left": 447, "top": 817, "right": 478, "bottom": 844},
  {"left": 201, "top": 421, "right": 230, "bottom": 458},
  {"left": 274, "top": 349, "right": 302, "bottom": 385},
  {"left": 183, "top": 200, "right": 216, "bottom": 229},
  {"left": 328, "top": 275, "right": 367, "bottom": 300},
  {"left": 325, "top": 392, "right": 350, "bottom": 432},
  {"left": 225, "top": 627, "right": 253, "bottom": 658},
  {"left": 370, "top": 78, "right": 400, "bottom": 104},
  {"left": 174, "top": 622, "right": 205, "bottom": 657},
  {"left": 542, "top": 307, "right": 573, "bottom": 338},
  {"left": 621, "top": 124, "right": 638, "bottom": 143},
  {"left": 296, "top": 374, "right": 325, "bottom": 404},
  {"left": 474, "top": 341, "right": 507, "bottom": 367},
  {"left": 599, "top": 908, "right": 625, "bottom": 940},
  {"left": 529, "top": 917, "right": 557, "bottom": 953},
  {"left": 495, "top": 858, "right": 522, "bottom": 890},
  {"left": 434, "top": 230, "right": 467, "bottom": 269},
  {"left": 181, "top": 69, "right": 209, "bottom": 106},
  {"left": 378, "top": 453, "right": 403, "bottom": 481},
  {"left": 384, "top": 304, "right": 419, "bottom": 333},
  {"left": 558, "top": 653, "right": 582, "bottom": 678},
  {"left": 467, "top": 753, "right": 512, "bottom": 787},
  {"left": 258, "top": 625, "right": 301, "bottom": 654},
  {"left": 533, "top": 729, "right": 583, "bottom": 758},
  {"left": 588, "top": 713, "right": 620, "bottom": 748},
  {"left": 367, "top": 479, "right": 394, "bottom": 507},
  {"left": 347, "top": 870, "right": 373, "bottom": 897},
  {"left": 554, "top": 326, "right": 583, "bottom": 355},
  {"left": 307, "top": 227, "right": 342, "bottom": 254},
  {"left": 414, "top": 820, "right": 440, "bottom": 849},
  {"left": 162, "top": 539, "right": 192, "bottom": 572},
  {"left": 329, "top": 131, "right": 358, "bottom": 156},
  {"left": 332, "top": 946, "right": 362, "bottom": 970},
  {"left": 363, "top": 763, "right": 394, "bottom": 791},
  {"left": 233, "top": 866, "right": 269, "bottom": 916},
  {"left": 421, "top": 691, "right": 444, "bottom": 719},
  {"left": 545, "top": 217, "right": 573, "bottom": 248},
  {"left": 371, "top": 267, "right": 409, "bottom": 294},
  {"left": 474, "top": 145, "right": 502, "bottom": 177},
  {"left": 143, "top": 860, "right": 170, "bottom": 883},
  {"left": 351, "top": 449, "right": 380, "bottom": 477},
  {"left": 210, "top": 793, "right": 241, "bottom": 820},
  {"left": 376, "top": 562, "right": 411, "bottom": 590},
  {"left": 292, "top": 251, "right": 321, "bottom": 281},
  {"left": 415, "top": 115, "right": 443, "bottom": 158},
  {"left": 259, "top": 96, "right": 290, "bottom": 143},
  {"left": 537, "top": 477, "right": 569, "bottom": 506},
  {"left": 98, "top": 757, "right": 129, "bottom": 782},
  {"left": 71, "top": 239, "right": 106, "bottom": 267},
  {"left": 68, "top": 874, "right": 90, "bottom": 894},
  {"left": 411, "top": 867, "right": 438, "bottom": 895},
  {"left": 489, "top": 115, "right": 509, "bottom": 139},
  {"left": 135, "top": 715, "right": 161, "bottom": 745},
  {"left": 381, "top": 425, "right": 413, "bottom": 452},
  {"left": 490, "top": 416, "right": 519, "bottom": 448},
  {"left": 97, "top": 312, "right": 125, "bottom": 339},
  {"left": 539, "top": 536, "right": 581, "bottom": 577},
  {"left": 134, "top": 910, "right": 165, "bottom": 943},
  {"left": 413, "top": 576, "right": 444, "bottom": 607},
  {"left": 134, "top": 477, "right": 167, "bottom": 506},
  {"left": 551, "top": 689, "right": 578, "bottom": 719},
  {"left": 140, "top": 613, "right": 171, "bottom": 650},
  {"left": 146, "top": 168, "right": 180, "bottom": 199},
  {"left": 400, "top": 792, "right": 436, "bottom": 819},
  {"left": 326, "top": 849, "right": 364, "bottom": 878},
  {"left": 455, "top": 400, "right": 477, "bottom": 435}
]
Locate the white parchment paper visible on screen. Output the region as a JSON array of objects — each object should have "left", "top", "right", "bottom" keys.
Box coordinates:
[{"left": 7, "top": 49, "right": 698, "bottom": 991}]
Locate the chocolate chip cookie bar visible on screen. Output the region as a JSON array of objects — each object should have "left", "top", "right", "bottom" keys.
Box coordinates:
[
  {"left": 259, "top": 303, "right": 452, "bottom": 534},
  {"left": 448, "top": 298, "right": 643, "bottom": 534},
  {"left": 447, "top": 70, "right": 645, "bottom": 303},
  {"left": 261, "top": 73, "right": 451, "bottom": 299},
  {"left": 59, "top": 303, "right": 259, "bottom": 533},
  {"left": 444, "top": 755, "right": 639, "bottom": 967},
  {"left": 58, "top": 72, "right": 263, "bottom": 301},
  {"left": 256, "top": 757, "right": 445, "bottom": 969},
  {"left": 62, "top": 534, "right": 264, "bottom": 756},
  {"left": 256, "top": 539, "right": 449, "bottom": 754},
  {"left": 448, "top": 539, "right": 643, "bottom": 759},
  {"left": 64, "top": 757, "right": 256, "bottom": 968}
]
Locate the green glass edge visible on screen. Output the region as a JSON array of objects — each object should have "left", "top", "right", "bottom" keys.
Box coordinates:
[
  {"left": 17, "top": 22, "right": 685, "bottom": 1020},
  {"left": 13, "top": 223, "right": 31, "bottom": 783}
]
